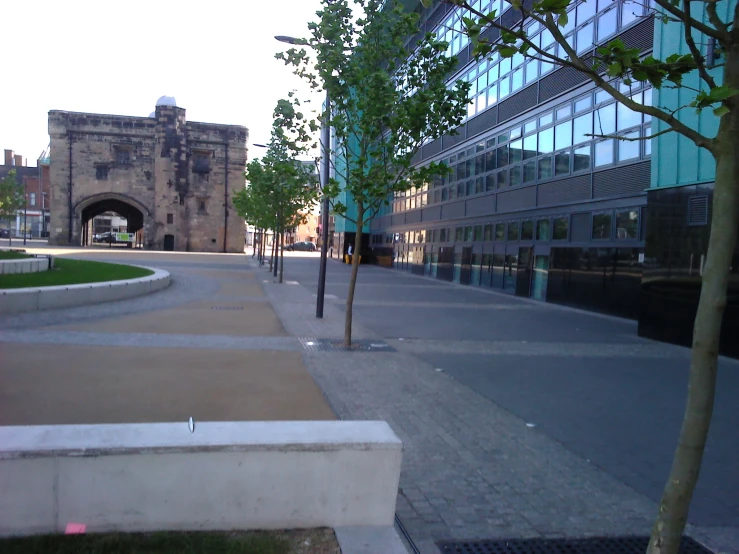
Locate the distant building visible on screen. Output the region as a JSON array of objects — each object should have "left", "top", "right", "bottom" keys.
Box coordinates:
[
  {"left": 0, "top": 149, "right": 51, "bottom": 238},
  {"left": 48, "top": 97, "right": 249, "bottom": 252}
]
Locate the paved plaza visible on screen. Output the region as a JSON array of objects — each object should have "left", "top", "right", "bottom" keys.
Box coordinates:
[{"left": 0, "top": 245, "right": 737, "bottom": 553}]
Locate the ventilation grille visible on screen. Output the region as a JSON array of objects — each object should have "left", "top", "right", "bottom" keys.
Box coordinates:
[
  {"left": 497, "top": 186, "right": 536, "bottom": 212},
  {"left": 620, "top": 16, "right": 655, "bottom": 51},
  {"left": 592, "top": 161, "right": 650, "bottom": 198},
  {"left": 688, "top": 196, "right": 708, "bottom": 226},
  {"left": 498, "top": 84, "right": 538, "bottom": 123},
  {"left": 539, "top": 64, "right": 590, "bottom": 103},
  {"left": 422, "top": 137, "right": 443, "bottom": 160},
  {"left": 467, "top": 107, "right": 498, "bottom": 139},
  {"left": 538, "top": 174, "right": 591, "bottom": 206},
  {"left": 443, "top": 125, "right": 466, "bottom": 149}
]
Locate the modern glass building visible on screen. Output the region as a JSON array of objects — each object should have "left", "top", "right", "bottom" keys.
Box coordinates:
[
  {"left": 363, "top": 0, "right": 656, "bottom": 319},
  {"left": 640, "top": 0, "right": 739, "bottom": 356}
]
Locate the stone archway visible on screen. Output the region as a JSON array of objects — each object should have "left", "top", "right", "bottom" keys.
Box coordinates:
[{"left": 75, "top": 193, "right": 151, "bottom": 247}]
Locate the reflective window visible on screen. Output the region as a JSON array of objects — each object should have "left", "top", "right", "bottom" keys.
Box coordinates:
[
  {"left": 575, "top": 95, "right": 592, "bottom": 113},
  {"left": 484, "top": 224, "right": 493, "bottom": 241},
  {"left": 618, "top": 131, "right": 640, "bottom": 160},
  {"left": 455, "top": 226, "right": 464, "bottom": 241},
  {"left": 595, "top": 103, "right": 616, "bottom": 135},
  {"left": 553, "top": 216, "right": 569, "bottom": 240},
  {"left": 523, "top": 161, "right": 537, "bottom": 183},
  {"left": 523, "top": 134, "right": 537, "bottom": 159},
  {"left": 555, "top": 121, "right": 572, "bottom": 150},
  {"left": 521, "top": 220, "right": 534, "bottom": 240},
  {"left": 537, "top": 219, "right": 551, "bottom": 241},
  {"left": 573, "top": 113, "right": 592, "bottom": 144},
  {"left": 507, "top": 221, "right": 520, "bottom": 241},
  {"left": 616, "top": 209, "right": 639, "bottom": 239},
  {"left": 618, "top": 100, "right": 641, "bottom": 131},
  {"left": 539, "top": 127, "right": 554, "bottom": 153},
  {"left": 555, "top": 151, "right": 571, "bottom": 175},
  {"left": 474, "top": 225, "right": 483, "bottom": 241},
  {"left": 524, "top": 119, "right": 537, "bottom": 134},
  {"left": 465, "top": 226, "right": 474, "bottom": 241},
  {"left": 598, "top": 7, "right": 618, "bottom": 41},
  {"left": 622, "top": 0, "right": 641, "bottom": 26},
  {"left": 595, "top": 139, "right": 614, "bottom": 166},
  {"left": 497, "top": 169, "right": 509, "bottom": 189},
  {"left": 510, "top": 165, "right": 522, "bottom": 186},
  {"left": 495, "top": 223, "right": 505, "bottom": 240},
  {"left": 573, "top": 145, "right": 592, "bottom": 171},
  {"left": 510, "top": 139, "right": 523, "bottom": 163},
  {"left": 576, "top": 23, "right": 594, "bottom": 53},
  {"left": 539, "top": 112, "right": 553, "bottom": 126},
  {"left": 539, "top": 156, "right": 553, "bottom": 179},
  {"left": 592, "top": 212, "right": 612, "bottom": 239}
]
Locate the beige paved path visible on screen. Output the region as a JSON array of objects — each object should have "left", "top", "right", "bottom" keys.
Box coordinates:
[{"left": 0, "top": 247, "right": 334, "bottom": 425}]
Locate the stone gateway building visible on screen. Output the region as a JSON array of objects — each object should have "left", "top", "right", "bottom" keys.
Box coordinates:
[{"left": 48, "top": 99, "right": 248, "bottom": 252}]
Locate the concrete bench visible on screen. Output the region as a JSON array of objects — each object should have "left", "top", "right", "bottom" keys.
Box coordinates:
[
  {"left": 0, "top": 421, "right": 403, "bottom": 537},
  {"left": 0, "top": 256, "right": 52, "bottom": 275}
]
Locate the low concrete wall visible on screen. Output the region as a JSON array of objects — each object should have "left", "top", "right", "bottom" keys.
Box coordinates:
[
  {"left": 0, "top": 421, "right": 403, "bottom": 536},
  {"left": 0, "top": 267, "right": 169, "bottom": 314},
  {"left": 0, "top": 256, "right": 52, "bottom": 275}
]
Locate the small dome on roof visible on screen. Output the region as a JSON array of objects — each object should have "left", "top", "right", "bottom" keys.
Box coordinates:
[
  {"left": 155, "top": 96, "right": 177, "bottom": 107},
  {"left": 148, "top": 112, "right": 156, "bottom": 118}
]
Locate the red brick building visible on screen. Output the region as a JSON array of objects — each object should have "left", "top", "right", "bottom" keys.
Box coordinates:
[{"left": 1, "top": 149, "right": 51, "bottom": 238}]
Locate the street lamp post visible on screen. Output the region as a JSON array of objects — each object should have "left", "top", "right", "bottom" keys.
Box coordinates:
[
  {"left": 275, "top": 34, "right": 331, "bottom": 318},
  {"left": 23, "top": 194, "right": 28, "bottom": 246}
]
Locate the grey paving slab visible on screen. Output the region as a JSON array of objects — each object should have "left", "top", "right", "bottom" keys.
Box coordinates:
[{"left": 417, "top": 353, "right": 739, "bottom": 528}]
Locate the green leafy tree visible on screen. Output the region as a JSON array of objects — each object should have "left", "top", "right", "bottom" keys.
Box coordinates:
[
  {"left": 278, "top": 0, "right": 471, "bottom": 346},
  {"left": 420, "top": 0, "right": 739, "bottom": 551},
  {"left": 234, "top": 98, "right": 319, "bottom": 282},
  {"left": 0, "top": 170, "right": 24, "bottom": 246}
]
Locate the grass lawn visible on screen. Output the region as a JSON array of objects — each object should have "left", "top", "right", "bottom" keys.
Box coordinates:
[
  {"left": 0, "top": 529, "right": 340, "bottom": 554},
  {"left": 0, "top": 258, "right": 153, "bottom": 289},
  {"left": 0, "top": 251, "right": 30, "bottom": 260}
]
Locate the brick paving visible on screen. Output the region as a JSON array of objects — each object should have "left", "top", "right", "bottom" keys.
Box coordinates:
[{"left": 2, "top": 246, "right": 736, "bottom": 554}]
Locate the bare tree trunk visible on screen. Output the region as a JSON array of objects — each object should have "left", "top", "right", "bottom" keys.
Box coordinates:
[
  {"left": 647, "top": 121, "right": 739, "bottom": 553},
  {"left": 344, "top": 202, "right": 364, "bottom": 347},
  {"left": 269, "top": 232, "right": 275, "bottom": 271},
  {"left": 279, "top": 230, "right": 285, "bottom": 283}
]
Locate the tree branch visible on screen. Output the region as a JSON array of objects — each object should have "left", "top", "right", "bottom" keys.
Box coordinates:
[
  {"left": 589, "top": 127, "right": 675, "bottom": 141},
  {"left": 682, "top": 0, "right": 718, "bottom": 90},
  {"left": 653, "top": 0, "right": 728, "bottom": 40}
]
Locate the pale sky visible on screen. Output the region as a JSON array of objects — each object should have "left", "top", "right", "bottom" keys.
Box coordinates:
[{"left": 0, "top": 0, "right": 324, "bottom": 164}]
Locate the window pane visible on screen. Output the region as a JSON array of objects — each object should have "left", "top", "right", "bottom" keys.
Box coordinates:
[
  {"left": 616, "top": 209, "right": 639, "bottom": 239},
  {"left": 487, "top": 83, "right": 498, "bottom": 105},
  {"left": 477, "top": 94, "right": 487, "bottom": 112},
  {"left": 486, "top": 151, "right": 497, "bottom": 171},
  {"left": 456, "top": 163, "right": 466, "bottom": 180},
  {"left": 595, "top": 139, "right": 614, "bottom": 166},
  {"left": 577, "top": 0, "right": 597, "bottom": 24},
  {"left": 595, "top": 103, "right": 616, "bottom": 135},
  {"left": 465, "top": 180, "right": 474, "bottom": 196},
  {"left": 510, "top": 165, "right": 522, "bottom": 186},
  {"left": 556, "top": 105, "right": 572, "bottom": 120},
  {"left": 538, "top": 127, "right": 554, "bottom": 153},
  {"left": 476, "top": 177, "right": 484, "bottom": 193},
  {"left": 643, "top": 89, "right": 652, "bottom": 121},
  {"left": 555, "top": 121, "right": 572, "bottom": 150},
  {"left": 618, "top": 101, "right": 641, "bottom": 130},
  {"left": 441, "top": 187, "right": 449, "bottom": 201},
  {"left": 474, "top": 225, "right": 483, "bottom": 241},
  {"left": 553, "top": 216, "right": 568, "bottom": 240},
  {"left": 618, "top": 131, "right": 640, "bottom": 160},
  {"left": 486, "top": 173, "right": 496, "bottom": 191},
  {"left": 457, "top": 182, "right": 465, "bottom": 197},
  {"left": 523, "top": 161, "right": 537, "bottom": 183},
  {"left": 573, "top": 113, "right": 592, "bottom": 145},
  {"left": 574, "top": 95, "right": 592, "bottom": 112},
  {"left": 496, "top": 144, "right": 509, "bottom": 167},
  {"left": 476, "top": 154, "right": 486, "bottom": 174},
  {"left": 497, "top": 169, "right": 509, "bottom": 189},
  {"left": 555, "top": 151, "right": 571, "bottom": 175},
  {"left": 622, "top": 0, "right": 640, "bottom": 26},
  {"left": 573, "top": 145, "right": 592, "bottom": 171},
  {"left": 512, "top": 68, "right": 523, "bottom": 91},
  {"left": 524, "top": 120, "right": 537, "bottom": 134},
  {"left": 592, "top": 212, "right": 612, "bottom": 239},
  {"left": 523, "top": 134, "right": 537, "bottom": 159},
  {"left": 537, "top": 219, "right": 551, "bottom": 240},
  {"left": 539, "top": 112, "right": 553, "bottom": 126},
  {"left": 576, "top": 23, "right": 593, "bottom": 53},
  {"left": 465, "top": 226, "right": 474, "bottom": 241},
  {"left": 598, "top": 7, "right": 617, "bottom": 41},
  {"left": 510, "top": 139, "right": 523, "bottom": 163},
  {"left": 484, "top": 224, "right": 493, "bottom": 241},
  {"left": 493, "top": 223, "right": 504, "bottom": 240},
  {"left": 525, "top": 60, "right": 538, "bottom": 83},
  {"left": 521, "top": 220, "right": 534, "bottom": 240},
  {"left": 456, "top": 227, "right": 464, "bottom": 241},
  {"left": 507, "top": 221, "right": 520, "bottom": 241},
  {"left": 467, "top": 158, "right": 475, "bottom": 177},
  {"left": 538, "top": 156, "right": 553, "bottom": 180},
  {"left": 499, "top": 76, "right": 510, "bottom": 98},
  {"left": 645, "top": 128, "right": 652, "bottom": 156}
]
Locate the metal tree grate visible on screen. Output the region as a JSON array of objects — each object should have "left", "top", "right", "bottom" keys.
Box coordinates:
[
  {"left": 436, "top": 536, "right": 712, "bottom": 554},
  {"left": 299, "top": 338, "right": 396, "bottom": 353}
]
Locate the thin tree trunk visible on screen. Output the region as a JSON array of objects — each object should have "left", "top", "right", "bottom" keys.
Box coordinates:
[
  {"left": 279, "top": 230, "right": 285, "bottom": 284},
  {"left": 269, "top": 232, "right": 275, "bottom": 271},
  {"left": 647, "top": 120, "right": 739, "bottom": 553},
  {"left": 344, "top": 202, "right": 364, "bottom": 347}
]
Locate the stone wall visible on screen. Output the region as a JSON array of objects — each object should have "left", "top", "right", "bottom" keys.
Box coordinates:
[{"left": 48, "top": 106, "right": 248, "bottom": 253}]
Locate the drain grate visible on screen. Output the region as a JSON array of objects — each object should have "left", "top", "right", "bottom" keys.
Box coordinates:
[
  {"left": 436, "top": 536, "right": 712, "bottom": 554},
  {"left": 210, "top": 306, "right": 245, "bottom": 311},
  {"left": 299, "top": 338, "right": 396, "bottom": 352}
]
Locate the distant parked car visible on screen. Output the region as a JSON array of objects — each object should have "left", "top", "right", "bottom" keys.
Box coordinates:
[
  {"left": 286, "top": 241, "right": 317, "bottom": 252},
  {"left": 0, "top": 229, "right": 9, "bottom": 238}
]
